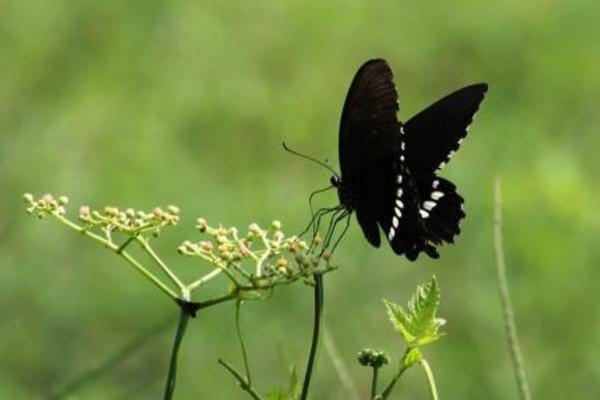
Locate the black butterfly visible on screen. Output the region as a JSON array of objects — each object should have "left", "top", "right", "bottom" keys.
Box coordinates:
[{"left": 318, "top": 58, "right": 487, "bottom": 261}]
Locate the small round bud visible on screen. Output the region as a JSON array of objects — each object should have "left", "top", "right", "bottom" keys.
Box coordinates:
[
  {"left": 23, "top": 193, "right": 34, "bottom": 203},
  {"left": 277, "top": 257, "right": 288, "bottom": 268},
  {"left": 289, "top": 241, "right": 298, "bottom": 253},
  {"left": 221, "top": 251, "right": 232, "bottom": 261},
  {"left": 217, "top": 243, "right": 229, "bottom": 253},
  {"left": 271, "top": 220, "right": 281, "bottom": 231},
  {"left": 229, "top": 227, "right": 238, "bottom": 236},
  {"left": 196, "top": 218, "right": 208, "bottom": 232},
  {"left": 216, "top": 235, "right": 227, "bottom": 244},
  {"left": 152, "top": 207, "right": 163, "bottom": 218},
  {"left": 79, "top": 206, "right": 91, "bottom": 218},
  {"left": 126, "top": 208, "right": 136, "bottom": 217},
  {"left": 104, "top": 206, "right": 119, "bottom": 217},
  {"left": 58, "top": 196, "right": 69, "bottom": 206},
  {"left": 200, "top": 241, "right": 213, "bottom": 251},
  {"left": 313, "top": 234, "right": 322, "bottom": 245},
  {"left": 273, "top": 231, "right": 284, "bottom": 241},
  {"left": 177, "top": 245, "right": 186, "bottom": 254},
  {"left": 42, "top": 193, "right": 54, "bottom": 203},
  {"left": 249, "top": 223, "right": 261, "bottom": 235},
  {"left": 167, "top": 205, "right": 180, "bottom": 215},
  {"left": 217, "top": 226, "right": 227, "bottom": 236},
  {"left": 323, "top": 251, "right": 332, "bottom": 262}
]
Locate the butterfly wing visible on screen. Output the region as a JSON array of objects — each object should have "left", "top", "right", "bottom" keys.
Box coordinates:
[
  {"left": 339, "top": 59, "right": 427, "bottom": 257},
  {"left": 404, "top": 84, "right": 488, "bottom": 180},
  {"left": 404, "top": 84, "right": 488, "bottom": 249},
  {"left": 338, "top": 59, "right": 402, "bottom": 248}
]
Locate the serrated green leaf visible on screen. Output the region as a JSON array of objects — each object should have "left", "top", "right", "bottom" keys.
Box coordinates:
[{"left": 383, "top": 276, "right": 444, "bottom": 348}]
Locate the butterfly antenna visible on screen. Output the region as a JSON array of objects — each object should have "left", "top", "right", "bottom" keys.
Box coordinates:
[{"left": 282, "top": 142, "right": 338, "bottom": 176}]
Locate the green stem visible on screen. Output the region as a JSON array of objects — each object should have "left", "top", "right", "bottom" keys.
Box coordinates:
[
  {"left": 371, "top": 367, "right": 380, "bottom": 399},
  {"left": 300, "top": 273, "right": 324, "bottom": 400},
  {"left": 138, "top": 237, "right": 187, "bottom": 296},
  {"left": 218, "top": 359, "right": 264, "bottom": 400},
  {"left": 53, "top": 213, "right": 178, "bottom": 300},
  {"left": 163, "top": 308, "right": 191, "bottom": 400},
  {"left": 419, "top": 359, "right": 439, "bottom": 400},
  {"left": 235, "top": 300, "right": 252, "bottom": 385},
  {"left": 493, "top": 178, "right": 532, "bottom": 400},
  {"left": 376, "top": 364, "right": 409, "bottom": 400}
]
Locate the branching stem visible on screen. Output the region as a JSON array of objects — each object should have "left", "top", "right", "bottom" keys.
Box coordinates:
[{"left": 53, "top": 212, "right": 178, "bottom": 300}]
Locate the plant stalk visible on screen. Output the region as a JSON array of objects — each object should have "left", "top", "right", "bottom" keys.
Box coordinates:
[
  {"left": 420, "top": 359, "right": 439, "bottom": 400},
  {"left": 300, "top": 273, "right": 324, "bottom": 400},
  {"left": 494, "top": 178, "right": 532, "bottom": 400},
  {"left": 163, "top": 308, "right": 191, "bottom": 400}
]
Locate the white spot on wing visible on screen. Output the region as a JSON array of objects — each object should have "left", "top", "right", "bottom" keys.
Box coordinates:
[
  {"left": 423, "top": 201, "right": 436, "bottom": 211},
  {"left": 400, "top": 155, "right": 405, "bottom": 162},
  {"left": 394, "top": 207, "right": 402, "bottom": 218},
  {"left": 395, "top": 199, "right": 404, "bottom": 209},
  {"left": 401, "top": 142, "right": 405, "bottom": 151},
  {"left": 437, "top": 161, "right": 446, "bottom": 170},
  {"left": 396, "top": 175, "right": 403, "bottom": 184},
  {"left": 431, "top": 191, "right": 444, "bottom": 200},
  {"left": 419, "top": 209, "right": 430, "bottom": 218},
  {"left": 388, "top": 227, "right": 395, "bottom": 241},
  {"left": 432, "top": 180, "right": 439, "bottom": 189},
  {"left": 392, "top": 216, "right": 399, "bottom": 228},
  {"left": 396, "top": 188, "right": 403, "bottom": 198}
]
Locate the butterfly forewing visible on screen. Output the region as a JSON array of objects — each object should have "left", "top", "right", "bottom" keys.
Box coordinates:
[
  {"left": 404, "top": 84, "right": 488, "bottom": 180},
  {"left": 339, "top": 59, "right": 401, "bottom": 185}
]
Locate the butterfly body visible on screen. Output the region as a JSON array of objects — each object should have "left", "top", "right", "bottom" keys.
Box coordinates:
[{"left": 334, "top": 59, "right": 487, "bottom": 261}]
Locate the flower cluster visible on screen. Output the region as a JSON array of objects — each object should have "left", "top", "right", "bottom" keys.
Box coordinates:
[
  {"left": 178, "top": 218, "right": 332, "bottom": 286},
  {"left": 24, "top": 193, "right": 180, "bottom": 237},
  {"left": 357, "top": 348, "right": 390, "bottom": 368}
]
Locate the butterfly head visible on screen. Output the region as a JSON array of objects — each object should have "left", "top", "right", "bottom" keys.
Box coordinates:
[{"left": 331, "top": 175, "right": 355, "bottom": 211}]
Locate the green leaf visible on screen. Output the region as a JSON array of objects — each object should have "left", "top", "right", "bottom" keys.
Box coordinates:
[{"left": 383, "top": 276, "right": 445, "bottom": 348}]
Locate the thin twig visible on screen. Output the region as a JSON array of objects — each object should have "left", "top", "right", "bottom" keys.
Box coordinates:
[
  {"left": 137, "top": 237, "right": 187, "bottom": 295},
  {"left": 218, "top": 359, "right": 264, "bottom": 400},
  {"left": 53, "top": 213, "right": 178, "bottom": 300},
  {"left": 300, "top": 273, "right": 324, "bottom": 400},
  {"left": 493, "top": 178, "right": 533, "bottom": 400},
  {"left": 235, "top": 300, "right": 252, "bottom": 385}
]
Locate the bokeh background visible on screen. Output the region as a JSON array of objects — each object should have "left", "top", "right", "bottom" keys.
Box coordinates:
[{"left": 2, "top": 1, "right": 599, "bottom": 399}]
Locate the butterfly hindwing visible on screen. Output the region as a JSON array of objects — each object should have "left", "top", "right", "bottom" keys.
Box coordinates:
[{"left": 418, "top": 177, "right": 465, "bottom": 245}]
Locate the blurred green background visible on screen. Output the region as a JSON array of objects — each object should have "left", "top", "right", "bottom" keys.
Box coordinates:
[{"left": 2, "top": 0, "right": 599, "bottom": 399}]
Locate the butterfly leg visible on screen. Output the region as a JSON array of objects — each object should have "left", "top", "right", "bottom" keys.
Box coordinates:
[
  {"left": 328, "top": 212, "right": 352, "bottom": 255},
  {"left": 308, "top": 184, "right": 334, "bottom": 221},
  {"left": 320, "top": 208, "right": 350, "bottom": 256}
]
